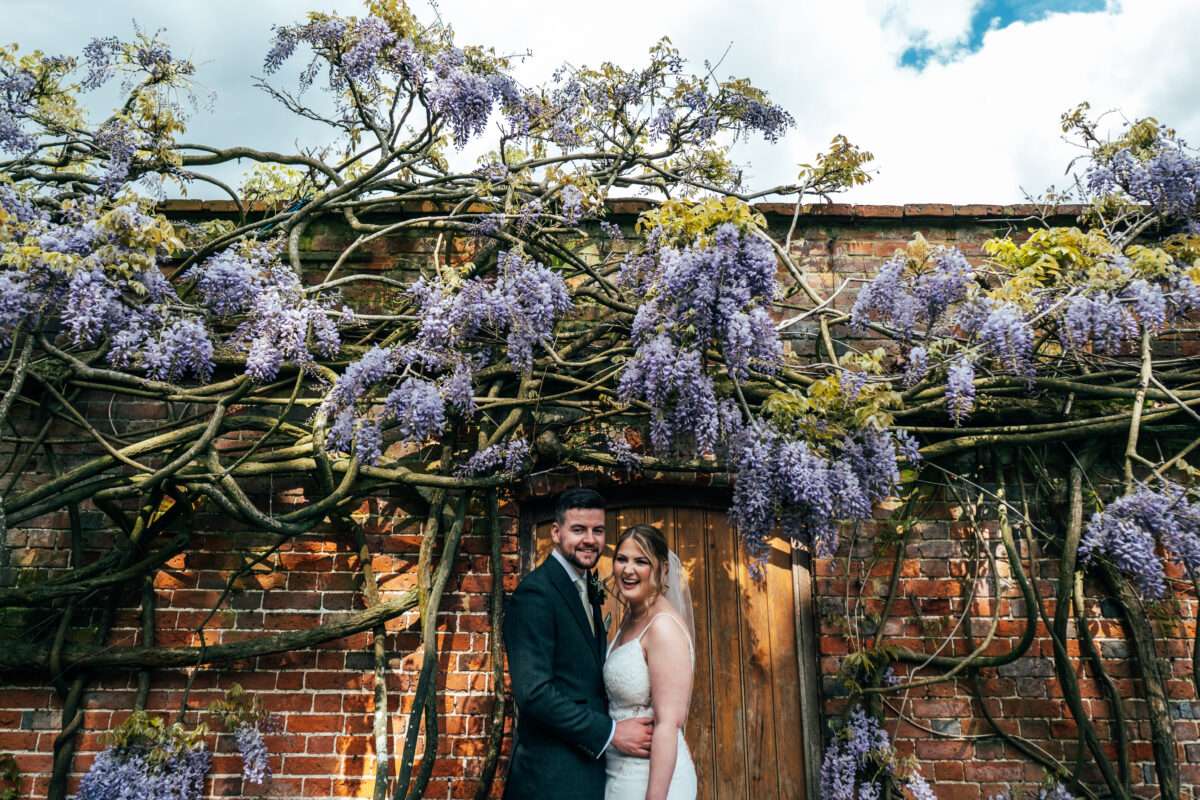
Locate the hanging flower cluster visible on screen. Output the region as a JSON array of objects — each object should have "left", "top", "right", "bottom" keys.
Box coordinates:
[
  {"left": 318, "top": 250, "right": 570, "bottom": 465},
  {"left": 0, "top": 192, "right": 227, "bottom": 383},
  {"left": 409, "top": 249, "right": 572, "bottom": 374},
  {"left": 208, "top": 683, "right": 278, "bottom": 787},
  {"left": 76, "top": 712, "right": 211, "bottom": 800},
  {"left": 726, "top": 419, "right": 906, "bottom": 560},
  {"left": 1079, "top": 481, "right": 1200, "bottom": 599},
  {"left": 819, "top": 706, "right": 937, "bottom": 800},
  {"left": 190, "top": 240, "right": 348, "bottom": 382},
  {"left": 618, "top": 203, "right": 783, "bottom": 457}
]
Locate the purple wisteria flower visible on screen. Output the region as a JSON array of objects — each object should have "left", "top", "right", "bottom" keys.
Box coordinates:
[
  {"left": 457, "top": 438, "right": 531, "bottom": 477},
  {"left": 894, "top": 430, "right": 922, "bottom": 464},
  {"left": 234, "top": 723, "right": 270, "bottom": 785},
  {"left": 903, "top": 346, "right": 929, "bottom": 388},
  {"left": 560, "top": 184, "right": 584, "bottom": 225},
  {"left": 141, "top": 318, "right": 215, "bottom": 383},
  {"left": 819, "top": 707, "right": 900, "bottom": 800},
  {"left": 204, "top": 255, "right": 345, "bottom": 382},
  {"left": 191, "top": 243, "right": 277, "bottom": 316},
  {"left": 64, "top": 268, "right": 121, "bottom": 346},
  {"left": 727, "top": 93, "right": 794, "bottom": 143},
  {"left": 1123, "top": 278, "right": 1167, "bottom": 331},
  {"left": 607, "top": 432, "right": 643, "bottom": 471},
  {"left": 0, "top": 272, "right": 40, "bottom": 344},
  {"left": 1062, "top": 291, "right": 1137, "bottom": 354},
  {"left": 820, "top": 706, "right": 937, "bottom": 800},
  {"left": 429, "top": 66, "right": 495, "bottom": 147},
  {"left": 977, "top": 302, "right": 1034, "bottom": 375},
  {"left": 1079, "top": 481, "right": 1200, "bottom": 599},
  {"left": 945, "top": 357, "right": 976, "bottom": 424},
  {"left": 409, "top": 249, "right": 571, "bottom": 373},
  {"left": 852, "top": 246, "right": 974, "bottom": 339},
  {"left": 78, "top": 744, "right": 211, "bottom": 800},
  {"left": 618, "top": 334, "right": 718, "bottom": 457},
  {"left": 93, "top": 119, "right": 139, "bottom": 191},
  {"left": 727, "top": 421, "right": 904, "bottom": 561},
  {"left": 1086, "top": 135, "right": 1200, "bottom": 218},
  {"left": 383, "top": 377, "right": 446, "bottom": 442},
  {"left": 851, "top": 257, "right": 917, "bottom": 336},
  {"left": 0, "top": 59, "right": 38, "bottom": 154},
  {"left": 622, "top": 221, "right": 781, "bottom": 421},
  {"left": 329, "top": 347, "right": 398, "bottom": 410}
]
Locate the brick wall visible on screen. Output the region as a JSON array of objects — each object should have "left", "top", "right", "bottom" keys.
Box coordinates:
[{"left": 0, "top": 203, "right": 1196, "bottom": 799}]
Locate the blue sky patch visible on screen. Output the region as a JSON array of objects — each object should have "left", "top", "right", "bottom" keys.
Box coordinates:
[{"left": 899, "top": 0, "right": 1108, "bottom": 69}]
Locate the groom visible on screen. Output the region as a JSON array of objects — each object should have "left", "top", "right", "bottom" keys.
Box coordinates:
[{"left": 503, "top": 488, "right": 654, "bottom": 799}]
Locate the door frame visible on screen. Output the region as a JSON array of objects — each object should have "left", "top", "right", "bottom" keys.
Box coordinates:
[{"left": 515, "top": 482, "right": 824, "bottom": 798}]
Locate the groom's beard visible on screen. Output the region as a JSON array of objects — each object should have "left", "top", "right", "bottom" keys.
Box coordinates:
[{"left": 563, "top": 545, "right": 599, "bottom": 572}]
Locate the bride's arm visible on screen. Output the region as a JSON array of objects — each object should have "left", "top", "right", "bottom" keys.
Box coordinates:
[{"left": 643, "top": 616, "right": 693, "bottom": 800}]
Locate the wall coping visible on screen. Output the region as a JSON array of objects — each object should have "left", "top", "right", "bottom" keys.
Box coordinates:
[{"left": 158, "top": 198, "right": 1086, "bottom": 222}]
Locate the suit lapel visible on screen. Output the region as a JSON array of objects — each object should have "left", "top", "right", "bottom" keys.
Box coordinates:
[{"left": 546, "top": 556, "right": 603, "bottom": 667}]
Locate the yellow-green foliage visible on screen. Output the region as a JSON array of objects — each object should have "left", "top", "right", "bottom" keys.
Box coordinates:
[
  {"left": 666, "top": 146, "right": 739, "bottom": 193},
  {"left": 106, "top": 711, "right": 206, "bottom": 765},
  {"left": 984, "top": 227, "right": 1116, "bottom": 305},
  {"left": 763, "top": 349, "right": 900, "bottom": 444},
  {"left": 797, "top": 134, "right": 875, "bottom": 195},
  {"left": 0, "top": 44, "right": 82, "bottom": 134},
  {"left": 208, "top": 683, "right": 267, "bottom": 731},
  {"left": 636, "top": 196, "right": 765, "bottom": 246},
  {"left": 984, "top": 227, "right": 1198, "bottom": 307},
  {"left": 1162, "top": 233, "right": 1200, "bottom": 272},
  {"left": 240, "top": 164, "right": 314, "bottom": 210},
  {"left": 1124, "top": 244, "right": 1176, "bottom": 279},
  {"left": 0, "top": 195, "right": 181, "bottom": 283}
]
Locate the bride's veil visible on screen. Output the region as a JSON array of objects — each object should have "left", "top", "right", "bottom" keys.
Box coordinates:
[{"left": 663, "top": 551, "right": 696, "bottom": 651}]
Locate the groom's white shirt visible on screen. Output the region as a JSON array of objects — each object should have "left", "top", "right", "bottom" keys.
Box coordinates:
[{"left": 550, "top": 547, "right": 616, "bottom": 758}]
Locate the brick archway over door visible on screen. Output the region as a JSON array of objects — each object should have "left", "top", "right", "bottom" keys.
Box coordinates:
[{"left": 523, "top": 498, "right": 812, "bottom": 800}]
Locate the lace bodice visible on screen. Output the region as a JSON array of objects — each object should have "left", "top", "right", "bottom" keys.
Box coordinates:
[{"left": 603, "top": 614, "right": 694, "bottom": 722}]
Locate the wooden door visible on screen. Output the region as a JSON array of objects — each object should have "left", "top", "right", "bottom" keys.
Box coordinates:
[{"left": 526, "top": 503, "right": 808, "bottom": 800}]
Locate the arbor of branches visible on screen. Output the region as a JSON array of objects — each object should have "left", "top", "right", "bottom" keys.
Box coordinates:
[{"left": 1, "top": 3, "right": 1199, "bottom": 799}]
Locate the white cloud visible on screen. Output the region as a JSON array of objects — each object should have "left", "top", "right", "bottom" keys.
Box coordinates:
[
  {"left": 871, "top": 0, "right": 982, "bottom": 51},
  {"left": 7, "top": 0, "right": 1199, "bottom": 203}
]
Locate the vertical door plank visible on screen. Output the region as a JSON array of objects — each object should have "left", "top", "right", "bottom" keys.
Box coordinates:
[
  {"left": 708, "top": 512, "right": 749, "bottom": 798},
  {"left": 675, "top": 507, "right": 714, "bottom": 800},
  {"left": 766, "top": 536, "right": 806, "bottom": 798},
  {"left": 737, "top": 527, "right": 781, "bottom": 798}
]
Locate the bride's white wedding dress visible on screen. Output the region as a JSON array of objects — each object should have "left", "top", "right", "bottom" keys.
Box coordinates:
[{"left": 603, "top": 614, "right": 697, "bottom": 800}]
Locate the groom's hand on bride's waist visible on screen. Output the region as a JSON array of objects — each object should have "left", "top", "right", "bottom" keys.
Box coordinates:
[{"left": 611, "top": 717, "right": 654, "bottom": 758}]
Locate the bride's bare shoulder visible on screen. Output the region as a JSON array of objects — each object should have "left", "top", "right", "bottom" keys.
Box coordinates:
[{"left": 641, "top": 608, "right": 690, "bottom": 649}]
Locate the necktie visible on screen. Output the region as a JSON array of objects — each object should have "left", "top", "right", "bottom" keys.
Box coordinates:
[{"left": 577, "top": 576, "right": 595, "bottom": 635}]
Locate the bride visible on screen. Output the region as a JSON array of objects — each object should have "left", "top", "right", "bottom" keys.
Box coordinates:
[{"left": 604, "top": 524, "right": 697, "bottom": 800}]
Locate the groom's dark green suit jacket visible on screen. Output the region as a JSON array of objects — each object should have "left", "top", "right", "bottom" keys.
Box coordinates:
[{"left": 503, "top": 554, "right": 609, "bottom": 800}]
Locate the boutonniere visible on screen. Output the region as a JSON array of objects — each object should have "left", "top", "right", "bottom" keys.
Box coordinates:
[{"left": 586, "top": 570, "right": 604, "bottom": 607}]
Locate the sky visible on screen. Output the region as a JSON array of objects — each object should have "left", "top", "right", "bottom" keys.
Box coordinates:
[{"left": 6, "top": 0, "right": 1200, "bottom": 203}]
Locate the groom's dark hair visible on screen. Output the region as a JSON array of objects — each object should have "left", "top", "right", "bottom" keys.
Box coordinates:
[{"left": 554, "top": 488, "right": 606, "bottom": 524}]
